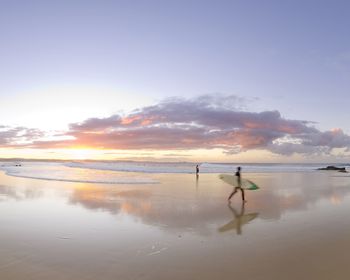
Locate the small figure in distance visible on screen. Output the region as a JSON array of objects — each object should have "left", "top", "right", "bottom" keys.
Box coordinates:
[
  {"left": 228, "top": 166, "right": 246, "bottom": 203},
  {"left": 196, "top": 164, "right": 199, "bottom": 175}
]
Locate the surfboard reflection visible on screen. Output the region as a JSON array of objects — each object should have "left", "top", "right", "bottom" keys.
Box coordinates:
[{"left": 218, "top": 204, "right": 259, "bottom": 235}]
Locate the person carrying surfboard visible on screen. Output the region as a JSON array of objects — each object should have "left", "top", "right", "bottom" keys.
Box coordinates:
[{"left": 228, "top": 167, "right": 246, "bottom": 203}]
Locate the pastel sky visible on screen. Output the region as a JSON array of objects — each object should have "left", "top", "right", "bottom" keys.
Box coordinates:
[{"left": 1, "top": 0, "right": 350, "bottom": 162}]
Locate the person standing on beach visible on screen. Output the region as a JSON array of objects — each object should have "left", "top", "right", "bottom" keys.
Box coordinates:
[
  {"left": 228, "top": 167, "right": 246, "bottom": 203},
  {"left": 196, "top": 164, "right": 199, "bottom": 175}
]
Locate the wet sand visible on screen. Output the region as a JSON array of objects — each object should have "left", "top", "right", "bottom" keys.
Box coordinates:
[{"left": 1, "top": 171, "right": 350, "bottom": 279}]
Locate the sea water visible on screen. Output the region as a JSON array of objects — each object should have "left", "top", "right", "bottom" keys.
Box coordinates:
[{"left": 0, "top": 160, "right": 347, "bottom": 184}]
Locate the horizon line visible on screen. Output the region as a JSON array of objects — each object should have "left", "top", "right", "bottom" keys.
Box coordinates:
[{"left": 0, "top": 157, "right": 348, "bottom": 165}]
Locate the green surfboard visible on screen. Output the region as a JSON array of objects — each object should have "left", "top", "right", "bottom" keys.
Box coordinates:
[{"left": 219, "top": 174, "right": 259, "bottom": 190}]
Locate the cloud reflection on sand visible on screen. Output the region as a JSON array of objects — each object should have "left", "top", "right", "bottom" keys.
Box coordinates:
[
  {"left": 69, "top": 187, "right": 152, "bottom": 215},
  {"left": 68, "top": 184, "right": 226, "bottom": 235},
  {"left": 0, "top": 184, "right": 43, "bottom": 201},
  {"left": 68, "top": 173, "right": 350, "bottom": 229},
  {"left": 0, "top": 172, "right": 349, "bottom": 236}
]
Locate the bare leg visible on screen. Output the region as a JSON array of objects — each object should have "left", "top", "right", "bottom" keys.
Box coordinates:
[
  {"left": 228, "top": 187, "right": 238, "bottom": 201},
  {"left": 241, "top": 188, "right": 246, "bottom": 202}
]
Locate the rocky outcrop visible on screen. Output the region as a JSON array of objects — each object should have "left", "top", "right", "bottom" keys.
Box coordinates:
[{"left": 317, "top": 165, "right": 347, "bottom": 172}]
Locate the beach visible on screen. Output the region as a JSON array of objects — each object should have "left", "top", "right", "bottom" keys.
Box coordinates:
[
  {"left": 3, "top": 1, "right": 350, "bottom": 279},
  {"left": 1, "top": 163, "right": 350, "bottom": 279}
]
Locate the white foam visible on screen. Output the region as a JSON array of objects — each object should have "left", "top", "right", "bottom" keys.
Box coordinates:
[
  {"left": 0, "top": 162, "right": 158, "bottom": 184},
  {"left": 65, "top": 161, "right": 195, "bottom": 173},
  {"left": 65, "top": 161, "right": 327, "bottom": 174},
  {"left": 0, "top": 161, "right": 345, "bottom": 185}
]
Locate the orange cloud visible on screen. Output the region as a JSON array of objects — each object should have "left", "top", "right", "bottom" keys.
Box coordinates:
[{"left": 2, "top": 94, "right": 350, "bottom": 156}]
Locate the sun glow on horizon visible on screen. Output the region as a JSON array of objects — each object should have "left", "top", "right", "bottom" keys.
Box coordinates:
[
  {"left": 1, "top": 147, "right": 348, "bottom": 163},
  {"left": 64, "top": 149, "right": 100, "bottom": 160}
]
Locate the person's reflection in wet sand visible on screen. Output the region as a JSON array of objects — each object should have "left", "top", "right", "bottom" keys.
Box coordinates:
[{"left": 218, "top": 203, "right": 258, "bottom": 235}]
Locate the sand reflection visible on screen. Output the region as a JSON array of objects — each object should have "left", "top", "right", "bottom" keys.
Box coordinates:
[
  {"left": 218, "top": 204, "right": 259, "bottom": 235},
  {"left": 0, "top": 172, "right": 350, "bottom": 236},
  {"left": 68, "top": 173, "right": 350, "bottom": 234},
  {"left": 0, "top": 184, "right": 43, "bottom": 201},
  {"left": 69, "top": 186, "right": 152, "bottom": 215},
  {"left": 1, "top": 172, "right": 350, "bottom": 280}
]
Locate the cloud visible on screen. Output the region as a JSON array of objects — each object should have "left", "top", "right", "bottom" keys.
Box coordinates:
[
  {"left": 303, "top": 128, "right": 350, "bottom": 148},
  {"left": 0, "top": 126, "right": 44, "bottom": 147},
  {"left": 2, "top": 94, "right": 350, "bottom": 156},
  {"left": 267, "top": 128, "right": 350, "bottom": 156}
]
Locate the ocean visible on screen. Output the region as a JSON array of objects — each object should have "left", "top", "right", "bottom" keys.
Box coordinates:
[{"left": 0, "top": 160, "right": 348, "bottom": 185}]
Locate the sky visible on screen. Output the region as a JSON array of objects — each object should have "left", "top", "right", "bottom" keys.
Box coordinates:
[{"left": 1, "top": 0, "right": 350, "bottom": 162}]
